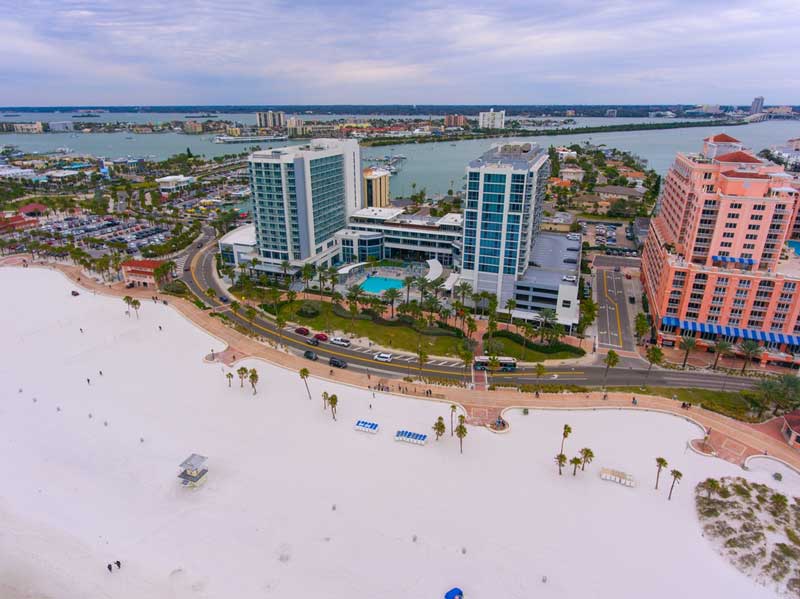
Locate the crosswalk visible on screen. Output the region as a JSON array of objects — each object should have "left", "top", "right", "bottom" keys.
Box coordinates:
[{"left": 332, "top": 343, "right": 461, "bottom": 366}]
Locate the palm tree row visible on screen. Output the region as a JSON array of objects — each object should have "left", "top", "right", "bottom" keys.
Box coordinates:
[
  {"left": 554, "top": 423, "right": 595, "bottom": 477},
  {"left": 654, "top": 457, "right": 683, "bottom": 500}
]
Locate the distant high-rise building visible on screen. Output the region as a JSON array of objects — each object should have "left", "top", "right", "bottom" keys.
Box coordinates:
[
  {"left": 256, "top": 110, "right": 286, "bottom": 129},
  {"left": 444, "top": 114, "right": 466, "bottom": 128},
  {"left": 750, "top": 96, "right": 765, "bottom": 115},
  {"left": 564, "top": 110, "right": 576, "bottom": 117},
  {"left": 478, "top": 109, "right": 505, "bottom": 129},
  {"left": 362, "top": 167, "right": 391, "bottom": 208},
  {"left": 248, "top": 139, "right": 361, "bottom": 269},
  {"left": 605, "top": 109, "right": 618, "bottom": 118}
]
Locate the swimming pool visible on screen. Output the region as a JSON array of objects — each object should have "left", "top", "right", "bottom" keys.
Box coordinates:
[
  {"left": 789, "top": 240, "right": 800, "bottom": 255},
  {"left": 360, "top": 276, "right": 404, "bottom": 294}
]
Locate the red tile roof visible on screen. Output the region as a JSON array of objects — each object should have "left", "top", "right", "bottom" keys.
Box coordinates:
[
  {"left": 18, "top": 202, "right": 47, "bottom": 214},
  {"left": 714, "top": 151, "right": 762, "bottom": 164},
  {"left": 720, "top": 170, "right": 770, "bottom": 179},
  {"left": 121, "top": 259, "right": 165, "bottom": 270},
  {"left": 784, "top": 410, "right": 800, "bottom": 431},
  {"left": 704, "top": 133, "right": 740, "bottom": 143}
]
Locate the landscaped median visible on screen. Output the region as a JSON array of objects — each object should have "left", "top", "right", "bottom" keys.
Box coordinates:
[
  {"left": 607, "top": 386, "right": 755, "bottom": 421},
  {"left": 482, "top": 329, "right": 586, "bottom": 362},
  {"left": 263, "top": 299, "right": 471, "bottom": 357}
]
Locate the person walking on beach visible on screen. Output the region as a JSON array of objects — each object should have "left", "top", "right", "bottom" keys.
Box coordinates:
[
  {"left": 99, "top": 370, "right": 103, "bottom": 376},
  {"left": 115, "top": 560, "right": 121, "bottom": 569},
  {"left": 87, "top": 378, "right": 91, "bottom": 385},
  {"left": 107, "top": 564, "right": 113, "bottom": 573},
  {"left": 80, "top": 328, "right": 84, "bottom": 333}
]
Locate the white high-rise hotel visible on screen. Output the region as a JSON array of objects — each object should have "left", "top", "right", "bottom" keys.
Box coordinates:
[
  {"left": 478, "top": 108, "right": 506, "bottom": 129},
  {"left": 248, "top": 139, "right": 362, "bottom": 270}
]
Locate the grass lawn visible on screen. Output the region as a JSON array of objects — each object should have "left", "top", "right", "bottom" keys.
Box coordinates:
[
  {"left": 278, "top": 301, "right": 468, "bottom": 357},
  {"left": 485, "top": 334, "right": 586, "bottom": 362},
  {"left": 607, "top": 386, "right": 754, "bottom": 421}
]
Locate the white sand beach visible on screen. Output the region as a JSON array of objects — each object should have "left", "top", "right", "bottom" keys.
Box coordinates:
[{"left": 0, "top": 267, "right": 795, "bottom": 598}]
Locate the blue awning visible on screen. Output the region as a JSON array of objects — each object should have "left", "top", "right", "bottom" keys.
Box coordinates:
[
  {"left": 711, "top": 255, "right": 755, "bottom": 266},
  {"left": 663, "top": 319, "right": 798, "bottom": 346}
]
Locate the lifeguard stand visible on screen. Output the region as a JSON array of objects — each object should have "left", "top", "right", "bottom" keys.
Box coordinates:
[{"left": 178, "top": 453, "right": 208, "bottom": 487}]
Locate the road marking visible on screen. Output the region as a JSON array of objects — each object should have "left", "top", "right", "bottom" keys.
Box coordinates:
[{"left": 603, "top": 270, "right": 624, "bottom": 347}]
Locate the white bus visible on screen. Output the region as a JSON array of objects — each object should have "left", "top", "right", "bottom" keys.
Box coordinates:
[{"left": 473, "top": 356, "right": 518, "bottom": 371}]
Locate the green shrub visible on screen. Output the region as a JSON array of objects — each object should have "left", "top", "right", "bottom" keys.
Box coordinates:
[
  {"left": 161, "top": 280, "right": 189, "bottom": 295},
  {"left": 297, "top": 301, "right": 321, "bottom": 318},
  {"left": 487, "top": 329, "right": 585, "bottom": 357}
]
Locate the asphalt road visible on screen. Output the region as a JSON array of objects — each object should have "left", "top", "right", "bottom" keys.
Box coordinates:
[
  {"left": 593, "top": 255, "right": 642, "bottom": 268},
  {"left": 182, "top": 239, "right": 755, "bottom": 391},
  {"left": 596, "top": 269, "right": 637, "bottom": 351}
]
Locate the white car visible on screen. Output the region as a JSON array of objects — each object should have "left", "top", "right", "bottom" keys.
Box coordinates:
[
  {"left": 374, "top": 352, "right": 393, "bottom": 363},
  {"left": 562, "top": 275, "right": 577, "bottom": 283},
  {"left": 330, "top": 337, "right": 351, "bottom": 347}
]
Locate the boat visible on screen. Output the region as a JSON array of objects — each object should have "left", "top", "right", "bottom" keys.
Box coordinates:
[
  {"left": 73, "top": 113, "right": 100, "bottom": 118},
  {"left": 3, "top": 113, "right": 20, "bottom": 117}
]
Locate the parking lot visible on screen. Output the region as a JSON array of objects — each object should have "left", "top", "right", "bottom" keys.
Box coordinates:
[
  {"left": 37, "top": 215, "right": 172, "bottom": 254},
  {"left": 579, "top": 220, "right": 638, "bottom": 252}
]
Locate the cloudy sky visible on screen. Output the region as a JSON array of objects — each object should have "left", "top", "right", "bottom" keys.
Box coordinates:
[{"left": 2, "top": 0, "right": 799, "bottom": 106}]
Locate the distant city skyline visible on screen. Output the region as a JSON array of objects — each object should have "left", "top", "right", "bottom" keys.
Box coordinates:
[{"left": 2, "top": 0, "right": 799, "bottom": 106}]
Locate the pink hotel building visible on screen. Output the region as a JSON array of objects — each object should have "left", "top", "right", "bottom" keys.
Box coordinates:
[{"left": 642, "top": 134, "right": 800, "bottom": 367}]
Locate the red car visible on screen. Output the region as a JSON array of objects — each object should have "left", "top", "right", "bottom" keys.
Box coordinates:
[
  {"left": 313, "top": 332, "right": 329, "bottom": 342},
  {"left": 294, "top": 326, "right": 310, "bottom": 336}
]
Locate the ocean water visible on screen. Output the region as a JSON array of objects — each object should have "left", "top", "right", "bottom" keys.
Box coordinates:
[{"left": 3, "top": 118, "right": 799, "bottom": 198}]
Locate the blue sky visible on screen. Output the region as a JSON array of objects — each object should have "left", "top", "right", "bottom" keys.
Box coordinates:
[{"left": 2, "top": 0, "right": 798, "bottom": 106}]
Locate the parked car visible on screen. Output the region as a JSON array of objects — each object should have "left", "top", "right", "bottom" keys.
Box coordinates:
[
  {"left": 562, "top": 275, "right": 577, "bottom": 283},
  {"left": 628, "top": 296, "right": 636, "bottom": 304},
  {"left": 314, "top": 332, "right": 329, "bottom": 342},
  {"left": 374, "top": 352, "right": 393, "bottom": 363},
  {"left": 329, "top": 357, "right": 347, "bottom": 369},
  {"left": 294, "top": 327, "right": 310, "bottom": 336},
  {"left": 331, "top": 337, "right": 351, "bottom": 347},
  {"left": 306, "top": 337, "right": 320, "bottom": 346},
  {"left": 71, "top": 290, "right": 80, "bottom": 297},
  {"left": 218, "top": 295, "right": 229, "bottom": 303},
  {"left": 303, "top": 350, "right": 318, "bottom": 361}
]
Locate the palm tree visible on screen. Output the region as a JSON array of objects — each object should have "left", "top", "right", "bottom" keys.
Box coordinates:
[
  {"left": 539, "top": 308, "right": 556, "bottom": 342},
  {"left": 226, "top": 372, "right": 233, "bottom": 387},
  {"left": 403, "top": 275, "right": 415, "bottom": 304},
  {"left": 739, "top": 339, "right": 763, "bottom": 374},
  {"left": 299, "top": 368, "right": 311, "bottom": 400},
  {"left": 555, "top": 453, "right": 567, "bottom": 475},
  {"left": 460, "top": 350, "right": 473, "bottom": 386},
  {"left": 570, "top": 456, "right": 582, "bottom": 476},
  {"left": 280, "top": 259, "right": 291, "bottom": 285},
  {"left": 245, "top": 305, "right": 257, "bottom": 323},
  {"left": 237, "top": 366, "right": 248, "bottom": 388},
  {"left": 130, "top": 298, "right": 141, "bottom": 319},
  {"left": 603, "top": 350, "right": 619, "bottom": 385},
  {"left": 466, "top": 317, "right": 477, "bottom": 340},
  {"left": 645, "top": 346, "right": 663, "bottom": 381},
  {"left": 300, "top": 263, "right": 315, "bottom": 296},
  {"left": 383, "top": 287, "right": 401, "bottom": 318},
  {"left": 433, "top": 416, "right": 446, "bottom": 440},
  {"left": 711, "top": 340, "right": 733, "bottom": 370},
  {"left": 654, "top": 457, "right": 668, "bottom": 490},
  {"left": 504, "top": 298, "right": 516, "bottom": 326},
  {"left": 702, "top": 478, "right": 721, "bottom": 499},
  {"left": 668, "top": 469, "right": 683, "bottom": 500},
  {"left": 249, "top": 368, "right": 259, "bottom": 395},
  {"left": 417, "top": 348, "right": 429, "bottom": 378},
  {"left": 579, "top": 447, "right": 594, "bottom": 471},
  {"left": 346, "top": 285, "right": 363, "bottom": 331},
  {"left": 455, "top": 414, "right": 467, "bottom": 454},
  {"left": 230, "top": 300, "right": 240, "bottom": 316},
  {"left": 275, "top": 314, "right": 287, "bottom": 345},
  {"left": 454, "top": 280, "right": 472, "bottom": 305},
  {"left": 559, "top": 423, "right": 572, "bottom": 455},
  {"left": 450, "top": 404, "right": 457, "bottom": 436},
  {"left": 328, "top": 394, "right": 338, "bottom": 420},
  {"left": 535, "top": 363, "right": 546, "bottom": 392},
  {"left": 678, "top": 335, "right": 696, "bottom": 369},
  {"left": 122, "top": 295, "right": 133, "bottom": 316},
  {"left": 634, "top": 312, "right": 650, "bottom": 344},
  {"left": 521, "top": 323, "right": 535, "bottom": 361}
]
